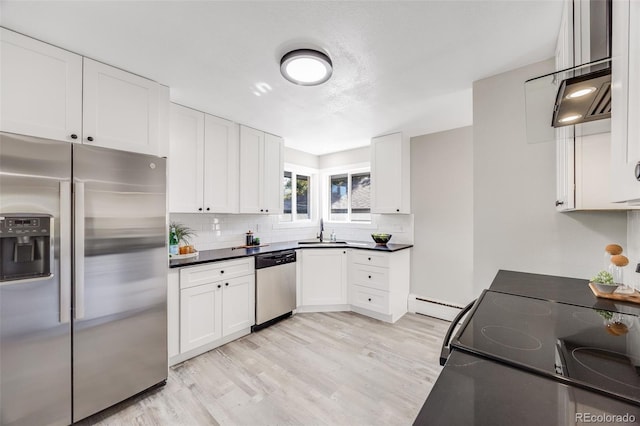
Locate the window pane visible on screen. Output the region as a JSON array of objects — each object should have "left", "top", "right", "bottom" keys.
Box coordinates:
[
  {"left": 283, "top": 171, "right": 292, "bottom": 214},
  {"left": 330, "top": 174, "right": 348, "bottom": 221},
  {"left": 296, "top": 174, "right": 310, "bottom": 220},
  {"left": 351, "top": 172, "right": 371, "bottom": 221}
]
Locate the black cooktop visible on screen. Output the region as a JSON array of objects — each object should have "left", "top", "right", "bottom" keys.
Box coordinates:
[
  {"left": 451, "top": 290, "right": 640, "bottom": 406},
  {"left": 415, "top": 351, "right": 640, "bottom": 426}
]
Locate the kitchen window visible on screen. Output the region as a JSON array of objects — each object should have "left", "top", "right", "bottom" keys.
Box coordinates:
[
  {"left": 282, "top": 170, "right": 311, "bottom": 222},
  {"left": 329, "top": 171, "right": 371, "bottom": 222}
]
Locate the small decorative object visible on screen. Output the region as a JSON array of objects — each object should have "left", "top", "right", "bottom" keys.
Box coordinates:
[
  {"left": 590, "top": 270, "right": 618, "bottom": 293},
  {"left": 604, "top": 243, "right": 623, "bottom": 269},
  {"left": 169, "top": 221, "right": 197, "bottom": 255},
  {"left": 610, "top": 254, "right": 634, "bottom": 294},
  {"left": 253, "top": 237, "right": 261, "bottom": 246},
  {"left": 246, "top": 231, "right": 254, "bottom": 246},
  {"left": 371, "top": 233, "right": 392, "bottom": 246}
]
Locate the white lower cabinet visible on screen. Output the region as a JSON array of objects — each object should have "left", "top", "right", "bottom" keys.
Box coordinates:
[
  {"left": 348, "top": 249, "right": 410, "bottom": 323},
  {"left": 170, "top": 258, "right": 255, "bottom": 365},
  {"left": 298, "top": 247, "right": 411, "bottom": 323},
  {"left": 299, "top": 249, "right": 348, "bottom": 310}
]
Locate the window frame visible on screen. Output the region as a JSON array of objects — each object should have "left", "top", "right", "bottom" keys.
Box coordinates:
[
  {"left": 277, "top": 163, "right": 317, "bottom": 227},
  {"left": 322, "top": 164, "right": 372, "bottom": 224}
]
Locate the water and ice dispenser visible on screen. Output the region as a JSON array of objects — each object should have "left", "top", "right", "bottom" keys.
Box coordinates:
[{"left": 0, "top": 214, "right": 53, "bottom": 282}]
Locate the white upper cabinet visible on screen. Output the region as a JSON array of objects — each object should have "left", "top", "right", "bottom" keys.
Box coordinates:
[
  {"left": 169, "top": 104, "right": 205, "bottom": 213},
  {"left": 611, "top": 0, "right": 640, "bottom": 203},
  {"left": 370, "top": 132, "right": 410, "bottom": 214},
  {"left": 0, "top": 28, "right": 82, "bottom": 142},
  {"left": 239, "top": 125, "right": 283, "bottom": 214},
  {"left": 82, "top": 58, "right": 161, "bottom": 155},
  {"left": 0, "top": 29, "right": 167, "bottom": 156},
  {"left": 169, "top": 103, "right": 240, "bottom": 213},
  {"left": 204, "top": 114, "right": 239, "bottom": 213}
]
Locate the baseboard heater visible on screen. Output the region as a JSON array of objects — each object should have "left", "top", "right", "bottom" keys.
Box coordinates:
[{"left": 408, "top": 294, "right": 464, "bottom": 322}]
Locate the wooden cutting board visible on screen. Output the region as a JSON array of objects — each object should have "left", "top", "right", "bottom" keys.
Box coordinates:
[
  {"left": 231, "top": 244, "right": 270, "bottom": 250},
  {"left": 589, "top": 282, "right": 640, "bottom": 305}
]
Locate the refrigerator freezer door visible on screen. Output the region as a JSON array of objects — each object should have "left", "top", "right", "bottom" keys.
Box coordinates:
[
  {"left": 0, "top": 133, "right": 72, "bottom": 426},
  {"left": 72, "top": 145, "right": 167, "bottom": 422}
]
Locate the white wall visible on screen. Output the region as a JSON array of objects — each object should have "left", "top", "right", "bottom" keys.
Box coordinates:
[
  {"left": 472, "top": 58, "right": 628, "bottom": 295},
  {"left": 410, "top": 127, "right": 474, "bottom": 305},
  {"left": 284, "top": 147, "right": 320, "bottom": 169},
  {"left": 319, "top": 146, "right": 369, "bottom": 169}
]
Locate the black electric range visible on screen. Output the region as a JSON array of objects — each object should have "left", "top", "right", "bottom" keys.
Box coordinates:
[
  {"left": 415, "top": 271, "right": 640, "bottom": 425},
  {"left": 451, "top": 290, "right": 640, "bottom": 406}
]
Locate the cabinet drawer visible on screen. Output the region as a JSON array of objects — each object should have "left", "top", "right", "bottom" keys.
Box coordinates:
[
  {"left": 351, "top": 251, "right": 389, "bottom": 268},
  {"left": 351, "top": 285, "right": 390, "bottom": 314},
  {"left": 180, "top": 258, "right": 253, "bottom": 289},
  {"left": 352, "top": 265, "right": 389, "bottom": 291}
]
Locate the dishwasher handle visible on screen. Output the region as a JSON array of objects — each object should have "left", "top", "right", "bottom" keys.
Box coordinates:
[{"left": 439, "top": 299, "right": 477, "bottom": 366}]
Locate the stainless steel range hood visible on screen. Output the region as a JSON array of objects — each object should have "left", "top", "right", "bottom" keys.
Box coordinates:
[{"left": 525, "top": 0, "right": 611, "bottom": 143}]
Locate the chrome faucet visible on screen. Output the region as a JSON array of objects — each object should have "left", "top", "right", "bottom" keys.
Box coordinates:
[{"left": 317, "top": 218, "right": 324, "bottom": 242}]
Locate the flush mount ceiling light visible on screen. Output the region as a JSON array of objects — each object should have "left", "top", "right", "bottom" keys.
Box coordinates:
[{"left": 280, "top": 49, "right": 332, "bottom": 86}]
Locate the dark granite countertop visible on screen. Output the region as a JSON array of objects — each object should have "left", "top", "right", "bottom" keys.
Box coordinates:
[
  {"left": 169, "top": 240, "right": 413, "bottom": 268},
  {"left": 489, "top": 269, "right": 640, "bottom": 315}
]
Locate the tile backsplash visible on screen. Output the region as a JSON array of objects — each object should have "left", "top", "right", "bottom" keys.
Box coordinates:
[{"left": 169, "top": 213, "right": 414, "bottom": 251}]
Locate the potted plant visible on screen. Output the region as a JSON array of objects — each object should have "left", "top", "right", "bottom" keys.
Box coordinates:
[
  {"left": 169, "top": 221, "right": 197, "bottom": 254},
  {"left": 590, "top": 270, "right": 618, "bottom": 294}
]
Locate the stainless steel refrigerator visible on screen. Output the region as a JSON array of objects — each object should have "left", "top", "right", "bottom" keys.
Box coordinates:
[{"left": 0, "top": 133, "right": 168, "bottom": 425}]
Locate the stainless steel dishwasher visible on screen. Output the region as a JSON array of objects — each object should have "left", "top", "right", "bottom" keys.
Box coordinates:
[{"left": 253, "top": 250, "right": 297, "bottom": 331}]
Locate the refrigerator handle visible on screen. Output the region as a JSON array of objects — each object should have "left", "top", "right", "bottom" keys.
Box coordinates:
[
  {"left": 59, "top": 182, "right": 72, "bottom": 324},
  {"left": 74, "top": 182, "right": 85, "bottom": 320}
]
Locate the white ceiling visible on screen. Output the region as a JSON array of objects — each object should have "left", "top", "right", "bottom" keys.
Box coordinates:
[{"left": 0, "top": 0, "right": 563, "bottom": 155}]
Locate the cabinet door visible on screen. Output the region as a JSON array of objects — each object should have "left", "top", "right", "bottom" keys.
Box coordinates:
[
  {"left": 0, "top": 28, "right": 82, "bottom": 142},
  {"left": 204, "top": 115, "right": 239, "bottom": 213},
  {"left": 169, "top": 104, "right": 205, "bottom": 213},
  {"left": 180, "top": 282, "right": 222, "bottom": 353},
  {"left": 611, "top": 0, "right": 640, "bottom": 202},
  {"left": 263, "top": 133, "right": 284, "bottom": 214},
  {"left": 239, "top": 125, "right": 264, "bottom": 213},
  {"left": 222, "top": 275, "right": 255, "bottom": 336},
  {"left": 371, "top": 133, "right": 410, "bottom": 213},
  {"left": 301, "top": 249, "right": 347, "bottom": 306},
  {"left": 82, "top": 58, "right": 160, "bottom": 155}
]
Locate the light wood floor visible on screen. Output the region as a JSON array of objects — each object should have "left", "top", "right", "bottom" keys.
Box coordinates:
[{"left": 80, "top": 312, "right": 449, "bottom": 426}]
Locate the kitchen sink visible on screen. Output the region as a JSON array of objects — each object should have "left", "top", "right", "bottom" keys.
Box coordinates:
[{"left": 297, "top": 241, "right": 348, "bottom": 245}]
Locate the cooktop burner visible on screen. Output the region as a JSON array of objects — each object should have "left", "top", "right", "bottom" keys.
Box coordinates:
[
  {"left": 452, "top": 290, "right": 640, "bottom": 405},
  {"left": 481, "top": 325, "right": 543, "bottom": 351}
]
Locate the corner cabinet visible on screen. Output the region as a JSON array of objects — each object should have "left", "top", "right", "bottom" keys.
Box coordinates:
[
  {"left": 0, "top": 28, "right": 167, "bottom": 156},
  {"left": 169, "top": 103, "right": 239, "bottom": 213},
  {"left": 239, "top": 125, "right": 284, "bottom": 214},
  {"left": 611, "top": 0, "right": 640, "bottom": 203},
  {"left": 171, "top": 258, "right": 255, "bottom": 365},
  {"left": 370, "top": 132, "right": 410, "bottom": 214},
  {"left": 298, "top": 249, "right": 348, "bottom": 310}
]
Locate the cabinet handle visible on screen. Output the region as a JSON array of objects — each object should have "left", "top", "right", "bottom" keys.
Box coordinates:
[
  {"left": 555, "top": 200, "right": 564, "bottom": 207},
  {"left": 260, "top": 209, "right": 264, "bottom": 212},
  {"left": 265, "top": 209, "right": 269, "bottom": 213},
  {"left": 343, "top": 251, "right": 346, "bottom": 254},
  {"left": 635, "top": 162, "right": 640, "bottom": 181},
  {"left": 87, "top": 136, "right": 94, "bottom": 142},
  {"left": 396, "top": 208, "right": 400, "bottom": 212},
  {"left": 206, "top": 207, "right": 210, "bottom": 211},
  {"left": 368, "top": 275, "right": 372, "bottom": 279},
  {"left": 70, "top": 134, "right": 78, "bottom": 140},
  {"left": 198, "top": 207, "right": 203, "bottom": 211},
  {"left": 225, "top": 282, "right": 229, "bottom": 286},
  {"left": 368, "top": 257, "right": 371, "bottom": 261},
  {"left": 221, "top": 270, "right": 225, "bottom": 274},
  {"left": 368, "top": 298, "right": 372, "bottom": 302},
  {"left": 217, "top": 284, "right": 221, "bottom": 289}
]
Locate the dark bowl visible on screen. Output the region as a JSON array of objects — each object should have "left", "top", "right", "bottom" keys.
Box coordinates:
[{"left": 371, "top": 233, "right": 392, "bottom": 245}]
